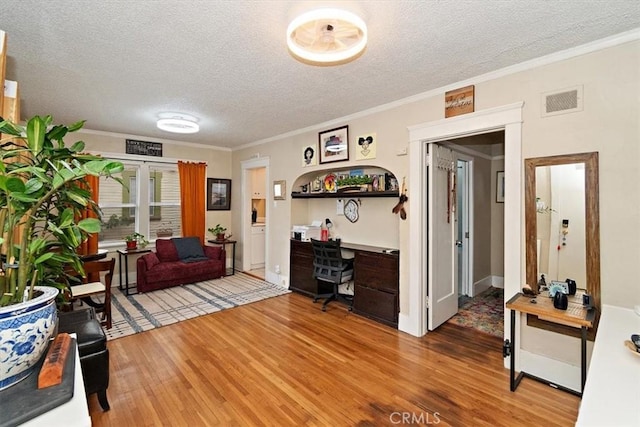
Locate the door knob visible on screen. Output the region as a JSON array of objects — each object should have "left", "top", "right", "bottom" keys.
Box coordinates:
[{"left": 455, "top": 240, "right": 463, "bottom": 247}]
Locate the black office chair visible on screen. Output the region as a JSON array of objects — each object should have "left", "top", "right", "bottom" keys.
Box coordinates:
[{"left": 310, "top": 238, "right": 354, "bottom": 311}]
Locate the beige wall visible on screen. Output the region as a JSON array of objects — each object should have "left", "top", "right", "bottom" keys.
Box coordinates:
[{"left": 231, "top": 40, "right": 639, "bottom": 373}]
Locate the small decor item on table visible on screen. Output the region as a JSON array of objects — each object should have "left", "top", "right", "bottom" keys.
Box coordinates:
[
  {"left": 623, "top": 334, "right": 640, "bottom": 356},
  {"left": 124, "top": 232, "right": 148, "bottom": 250},
  {"left": 208, "top": 224, "right": 228, "bottom": 241}
]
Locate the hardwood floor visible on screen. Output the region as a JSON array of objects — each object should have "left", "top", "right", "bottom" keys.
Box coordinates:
[{"left": 88, "top": 293, "right": 580, "bottom": 426}]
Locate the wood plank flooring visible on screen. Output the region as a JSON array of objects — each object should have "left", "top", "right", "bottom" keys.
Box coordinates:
[{"left": 88, "top": 293, "right": 580, "bottom": 426}]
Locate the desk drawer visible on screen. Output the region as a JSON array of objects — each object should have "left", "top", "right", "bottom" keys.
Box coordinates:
[
  {"left": 353, "top": 285, "right": 398, "bottom": 326},
  {"left": 354, "top": 252, "right": 398, "bottom": 293}
]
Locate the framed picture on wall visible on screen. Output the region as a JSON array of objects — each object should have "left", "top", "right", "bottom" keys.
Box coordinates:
[
  {"left": 319, "top": 125, "right": 349, "bottom": 164},
  {"left": 302, "top": 144, "right": 318, "bottom": 167},
  {"left": 496, "top": 171, "right": 505, "bottom": 203},
  {"left": 207, "top": 178, "right": 231, "bottom": 210}
]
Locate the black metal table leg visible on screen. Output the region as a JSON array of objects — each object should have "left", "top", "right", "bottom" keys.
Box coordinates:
[
  {"left": 581, "top": 326, "right": 587, "bottom": 393},
  {"left": 510, "top": 308, "right": 516, "bottom": 391},
  {"left": 118, "top": 251, "right": 124, "bottom": 291}
]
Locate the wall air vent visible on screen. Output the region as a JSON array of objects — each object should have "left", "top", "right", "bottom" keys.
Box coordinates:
[{"left": 541, "top": 85, "right": 583, "bottom": 117}]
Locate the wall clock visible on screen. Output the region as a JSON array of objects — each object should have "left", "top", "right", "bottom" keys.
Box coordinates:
[{"left": 344, "top": 199, "right": 359, "bottom": 223}]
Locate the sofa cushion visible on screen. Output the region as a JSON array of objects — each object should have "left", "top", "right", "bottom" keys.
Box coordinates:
[
  {"left": 143, "top": 252, "right": 160, "bottom": 270},
  {"left": 173, "top": 236, "right": 208, "bottom": 263},
  {"left": 156, "top": 238, "right": 179, "bottom": 262}
]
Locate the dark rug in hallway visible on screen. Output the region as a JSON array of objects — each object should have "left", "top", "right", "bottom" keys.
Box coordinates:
[{"left": 448, "top": 287, "right": 504, "bottom": 337}]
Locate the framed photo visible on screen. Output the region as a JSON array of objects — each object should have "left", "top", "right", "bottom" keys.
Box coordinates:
[
  {"left": 319, "top": 125, "right": 349, "bottom": 164},
  {"left": 273, "top": 180, "right": 286, "bottom": 200},
  {"left": 355, "top": 132, "right": 376, "bottom": 160},
  {"left": 302, "top": 144, "right": 317, "bottom": 167},
  {"left": 496, "top": 171, "right": 505, "bottom": 203},
  {"left": 207, "top": 178, "right": 231, "bottom": 210}
]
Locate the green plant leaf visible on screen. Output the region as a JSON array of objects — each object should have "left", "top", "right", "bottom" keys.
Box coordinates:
[
  {"left": 59, "top": 208, "right": 75, "bottom": 228},
  {"left": 34, "top": 252, "right": 55, "bottom": 265},
  {"left": 70, "top": 141, "right": 85, "bottom": 152},
  {"left": 26, "top": 116, "right": 47, "bottom": 154},
  {"left": 5, "top": 177, "right": 26, "bottom": 193},
  {"left": 67, "top": 120, "right": 86, "bottom": 132},
  {"left": 78, "top": 218, "right": 101, "bottom": 233}
]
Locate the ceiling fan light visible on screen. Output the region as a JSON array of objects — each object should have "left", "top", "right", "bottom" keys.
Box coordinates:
[
  {"left": 287, "top": 8, "right": 367, "bottom": 64},
  {"left": 325, "top": 143, "right": 347, "bottom": 152},
  {"left": 157, "top": 115, "right": 200, "bottom": 134}
]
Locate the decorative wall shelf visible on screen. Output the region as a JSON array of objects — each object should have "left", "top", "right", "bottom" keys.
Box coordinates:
[{"left": 291, "top": 190, "right": 398, "bottom": 199}]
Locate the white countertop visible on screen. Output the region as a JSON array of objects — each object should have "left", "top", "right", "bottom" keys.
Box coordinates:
[{"left": 576, "top": 304, "right": 640, "bottom": 426}]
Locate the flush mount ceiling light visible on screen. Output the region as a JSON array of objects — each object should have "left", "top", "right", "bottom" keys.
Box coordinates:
[
  {"left": 325, "top": 143, "right": 347, "bottom": 152},
  {"left": 156, "top": 113, "right": 200, "bottom": 134},
  {"left": 287, "top": 8, "right": 367, "bottom": 65}
]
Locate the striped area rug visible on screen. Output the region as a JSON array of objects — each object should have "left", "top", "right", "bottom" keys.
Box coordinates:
[{"left": 105, "top": 273, "right": 290, "bottom": 340}]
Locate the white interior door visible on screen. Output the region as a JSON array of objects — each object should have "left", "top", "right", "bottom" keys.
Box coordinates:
[{"left": 428, "top": 144, "right": 459, "bottom": 330}]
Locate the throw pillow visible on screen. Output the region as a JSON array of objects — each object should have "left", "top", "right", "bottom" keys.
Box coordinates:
[{"left": 173, "top": 237, "right": 209, "bottom": 263}]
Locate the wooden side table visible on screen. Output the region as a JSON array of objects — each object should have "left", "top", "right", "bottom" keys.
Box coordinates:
[
  {"left": 117, "top": 248, "right": 151, "bottom": 295},
  {"left": 207, "top": 239, "right": 236, "bottom": 276},
  {"left": 506, "top": 292, "right": 595, "bottom": 396}
]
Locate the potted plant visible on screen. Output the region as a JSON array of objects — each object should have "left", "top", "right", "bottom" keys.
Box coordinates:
[
  {"left": 208, "top": 224, "right": 227, "bottom": 241},
  {"left": 124, "top": 232, "right": 148, "bottom": 250},
  {"left": 0, "top": 115, "right": 123, "bottom": 389},
  {"left": 336, "top": 175, "right": 373, "bottom": 192}
]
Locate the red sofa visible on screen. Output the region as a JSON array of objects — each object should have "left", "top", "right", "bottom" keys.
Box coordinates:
[{"left": 136, "top": 238, "right": 226, "bottom": 293}]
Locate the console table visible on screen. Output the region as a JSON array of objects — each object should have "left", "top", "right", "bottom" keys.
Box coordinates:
[
  {"left": 576, "top": 305, "right": 640, "bottom": 426},
  {"left": 506, "top": 292, "right": 595, "bottom": 396},
  {"left": 289, "top": 240, "right": 399, "bottom": 327},
  {"left": 117, "top": 247, "right": 151, "bottom": 295},
  {"left": 207, "top": 239, "right": 236, "bottom": 276}
]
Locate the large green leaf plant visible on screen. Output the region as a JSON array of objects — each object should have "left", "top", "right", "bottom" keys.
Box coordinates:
[{"left": 0, "top": 115, "right": 124, "bottom": 307}]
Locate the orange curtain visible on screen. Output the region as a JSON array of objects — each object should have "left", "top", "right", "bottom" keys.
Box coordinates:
[
  {"left": 178, "top": 161, "right": 207, "bottom": 244},
  {"left": 78, "top": 175, "right": 100, "bottom": 256}
]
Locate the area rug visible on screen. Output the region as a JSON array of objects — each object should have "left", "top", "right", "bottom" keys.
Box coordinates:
[
  {"left": 105, "top": 273, "right": 290, "bottom": 340},
  {"left": 447, "top": 287, "right": 504, "bottom": 337}
]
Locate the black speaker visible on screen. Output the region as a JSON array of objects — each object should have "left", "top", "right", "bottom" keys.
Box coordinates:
[
  {"left": 553, "top": 292, "right": 568, "bottom": 310},
  {"left": 565, "top": 279, "right": 577, "bottom": 295}
]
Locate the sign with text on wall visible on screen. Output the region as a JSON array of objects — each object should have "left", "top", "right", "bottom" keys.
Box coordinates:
[
  {"left": 445, "top": 85, "right": 475, "bottom": 118},
  {"left": 125, "top": 139, "right": 163, "bottom": 157}
]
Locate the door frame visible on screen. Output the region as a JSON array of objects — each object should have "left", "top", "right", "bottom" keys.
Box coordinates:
[
  {"left": 405, "top": 102, "right": 523, "bottom": 368},
  {"left": 240, "top": 157, "right": 270, "bottom": 273},
  {"left": 455, "top": 154, "right": 474, "bottom": 298}
]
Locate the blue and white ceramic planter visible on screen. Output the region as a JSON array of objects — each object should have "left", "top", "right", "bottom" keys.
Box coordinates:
[{"left": 0, "top": 286, "right": 58, "bottom": 390}]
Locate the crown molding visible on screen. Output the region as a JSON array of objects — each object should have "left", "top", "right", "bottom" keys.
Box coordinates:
[
  {"left": 77, "top": 128, "right": 231, "bottom": 152},
  {"left": 235, "top": 28, "right": 640, "bottom": 152}
]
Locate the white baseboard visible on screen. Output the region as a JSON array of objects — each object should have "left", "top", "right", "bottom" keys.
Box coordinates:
[
  {"left": 520, "top": 350, "right": 581, "bottom": 392},
  {"left": 264, "top": 270, "right": 288, "bottom": 288},
  {"left": 472, "top": 275, "right": 504, "bottom": 296},
  {"left": 398, "top": 312, "right": 423, "bottom": 337}
]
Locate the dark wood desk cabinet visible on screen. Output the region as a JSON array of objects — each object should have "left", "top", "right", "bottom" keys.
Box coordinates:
[
  {"left": 289, "top": 240, "right": 399, "bottom": 328},
  {"left": 289, "top": 240, "right": 332, "bottom": 298}
]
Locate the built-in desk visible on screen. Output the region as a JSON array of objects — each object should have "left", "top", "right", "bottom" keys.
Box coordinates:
[{"left": 289, "top": 239, "right": 399, "bottom": 327}]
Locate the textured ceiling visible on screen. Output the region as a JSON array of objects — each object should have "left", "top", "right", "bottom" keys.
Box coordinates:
[{"left": 2, "top": 1, "right": 639, "bottom": 149}]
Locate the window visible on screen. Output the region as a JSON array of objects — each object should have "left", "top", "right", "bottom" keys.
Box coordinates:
[{"left": 98, "top": 161, "right": 182, "bottom": 245}]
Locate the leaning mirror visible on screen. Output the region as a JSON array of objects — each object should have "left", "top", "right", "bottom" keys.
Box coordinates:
[
  {"left": 273, "top": 180, "right": 286, "bottom": 200},
  {"left": 525, "top": 152, "right": 600, "bottom": 336}
]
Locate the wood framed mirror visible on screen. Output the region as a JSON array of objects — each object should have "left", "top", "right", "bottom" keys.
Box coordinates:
[{"left": 525, "top": 152, "right": 600, "bottom": 337}]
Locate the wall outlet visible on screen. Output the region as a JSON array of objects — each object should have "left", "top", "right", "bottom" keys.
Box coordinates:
[
  {"left": 336, "top": 199, "right": 344, "bottom": 215},
  {"left": 275, "top": 264, "right": 281, "bottom": 274}
]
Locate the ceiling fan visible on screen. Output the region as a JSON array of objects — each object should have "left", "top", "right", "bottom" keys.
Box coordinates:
[{"left": 287, "top": 9, "right": 367, "bottom": 64}]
